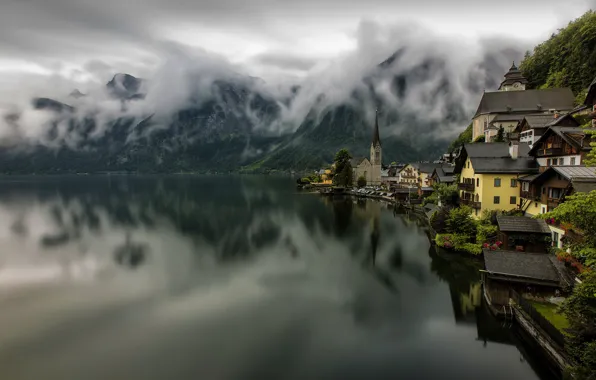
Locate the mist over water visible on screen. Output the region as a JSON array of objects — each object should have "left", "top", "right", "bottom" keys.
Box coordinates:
[{"left": 0, "top": 176, "right": 556, "bottom": 380}]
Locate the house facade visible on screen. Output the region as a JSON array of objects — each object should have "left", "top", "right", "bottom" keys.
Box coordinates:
[
  {"left": 455, "top": 142, "right": 537, "bottom": 218},
  {"left": 528, "top": 126, "right": 591, "bottom": 170}
]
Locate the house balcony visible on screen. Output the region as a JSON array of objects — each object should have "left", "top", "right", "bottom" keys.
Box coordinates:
[
  {"left": 547, "top": 198, "right": 562, "bottom": 209},
  {"left": 460, "top": 199, "right": 482, "bottom": 209},
  {"left": 535, "top": 144, "right": 563, "bottom": 157},
  {"left": 521, "top": 190, "right": 540, "bottom": 201},
  {"left": 458, "top": 182, "right": 474, "bottom": 191},
  {"left": 401, "top": 174, "right": 417, "bottom": 179}
]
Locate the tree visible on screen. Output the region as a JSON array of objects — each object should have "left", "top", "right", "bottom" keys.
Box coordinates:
[
  {"left": 494, "top": 126, "right": 505, "bottom": 142},
  {"left": 446, "top": 206, "right": 477, "bottom": 238},
  {"left": 333, "top": 149, "right": 353, "bottom": 187},
  {"left": 520, "top": 10, "right": 596, "bottom": 95},
  {"left": 334, "top": 149, "right": 352, "bottom": 165},
  {"left": 473, "top": 135, "right": 485, "bottom": 143},
  {"left": 357, "top": 176, "right": 367, "bottom": 188},
  {"left": 539, "top": 190, "right": 596, "bottom": 379}
]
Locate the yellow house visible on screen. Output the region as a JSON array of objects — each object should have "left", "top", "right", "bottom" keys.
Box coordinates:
[
  {"left": 320, "top": 169, "right": 333, "bottom": 185},
  {"left": 455, "top": 142, "right": 538, "bottom": 218}
]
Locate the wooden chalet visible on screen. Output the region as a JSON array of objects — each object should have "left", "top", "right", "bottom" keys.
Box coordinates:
[
  {"left": 496, "top": 215, "right": 552, "bottom": 252},
  {"left": 528, "top": 126, "right": 592, "bottom": 171}
]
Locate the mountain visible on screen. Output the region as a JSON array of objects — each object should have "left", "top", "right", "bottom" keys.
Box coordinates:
[{"left": 0, "top": 48, "right": 505, "bottom": 174}]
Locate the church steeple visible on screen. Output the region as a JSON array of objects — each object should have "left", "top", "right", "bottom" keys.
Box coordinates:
[
  {"left": 372, "top": 108, "right": 382, "bottom": 147},
  {"left": 498, "top": 60, "right": 528, "bottom": 91}
]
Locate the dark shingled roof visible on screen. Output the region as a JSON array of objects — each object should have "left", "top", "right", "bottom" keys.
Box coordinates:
[
  {"left": 483, "top": 250, "right": 560, "bottom": 283},
  {"left": 491, "top": 114, "right": 527, "bottom": 122},
  {"left": 471, "top": 157, "right": 537, "bottom": 174},
  {"left": 473, "top": 88, "right": 575, "bottom": 118},
  {"left": 411, "top": 162, "right": 440, "bottom": 173},
  {"left": 464, "top": 142, "right": 531, "bottom": 158},
  {"left": 496, "top": 215, "right": 551, "bottom": 234},
  {"left": 523, "top": 114, "right": 559, "bottom": 129}
]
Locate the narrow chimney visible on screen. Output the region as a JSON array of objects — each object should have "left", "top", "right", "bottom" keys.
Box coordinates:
[{"left": 509, "top": 141, "right": 519, "bottom": 160}]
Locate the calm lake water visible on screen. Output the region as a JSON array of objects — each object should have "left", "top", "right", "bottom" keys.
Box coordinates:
[{"left": 0, "top": 176, "right": 557, "bottom": 380}]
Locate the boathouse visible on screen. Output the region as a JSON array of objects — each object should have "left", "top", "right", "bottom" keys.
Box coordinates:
[
  {"left": 482, "top": 250, "right": 563, "bottom": 307},
  {"left": 496, "top": 215, "right": 551, "bottom": 252}
]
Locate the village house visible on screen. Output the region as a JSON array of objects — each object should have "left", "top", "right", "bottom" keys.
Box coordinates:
[
  {"left": 519, "top": 166, "right": 596, "bottom": 248},
  {"left": 495, "top": 215, "right": 552, "bottom": 252},
  {"left": 528, "top": 126, "right": 591, "bottom": 170},
  {"left": 517, "top": 113, "right": 579, "bottom": 147},
  {"left": 471, "top": 63, "right": 575, "bottom": 142},
  {"left": 455, "top": 141, "right": 537, "bottom": 218},
  {"left": 398, "top": 162, "right": 439, "bottom": 189},
  {"left": 429, "top": 165, "right": 456, "bottom": 186},
  {"left": 381, "top": 165, "right": 402, "bottom": 188}
]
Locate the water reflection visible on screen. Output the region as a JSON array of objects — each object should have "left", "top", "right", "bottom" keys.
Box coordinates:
[{"left": 0, "top": 176, "right": 555, "bottom": 380}]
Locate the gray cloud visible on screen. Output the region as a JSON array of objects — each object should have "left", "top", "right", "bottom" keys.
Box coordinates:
[
  {"left": 251, "top": 52, "right": 319, "bottom": 72},
  {"left": 0, "top": 0, "right": 592, "bottom": 151}
]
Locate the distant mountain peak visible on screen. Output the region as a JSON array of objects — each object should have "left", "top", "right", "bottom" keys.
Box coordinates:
[{"left": 106, "top": 73, "right": 145, "bottom": 100}]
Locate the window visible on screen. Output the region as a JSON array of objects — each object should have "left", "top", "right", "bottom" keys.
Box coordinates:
[
  {"left": 571, "top": 157, "right": 576, "bottom": 165},
  {"left": 467, "top": 161, "right": 470, "bottom": 169},
  {"left": 552, "top": 232, "right": 560, "bottom": 248},
  {"left": 510, "top": 196, "right": 517, "bottom": 204},
  {"left": 476, "top": 178, "right": 479, "bottom": 187},
  {"left": 510, "top": 179, "right": 517, "bottom": 187},
  {"left": 547, "top": 158, "right": 551, "bottom": 166},
  {"left": 542, "top": 187, "right": 546, "bottom": 194},
  {"left": 494, "top": 178, "right": 501, "bottom": 187},
  {"left": 494, "top": 196, "right": 500, "bottom": 204},
  {"left": 541, "top": 206, "right": 547, "bottom": 214},
  {"left": 559, "top": 158, "right": 564, "bottom": 165}
]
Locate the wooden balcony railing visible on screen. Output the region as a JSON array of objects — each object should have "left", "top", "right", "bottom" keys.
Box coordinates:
[
  {"left": 458, "top": 182, "right": 474, "bottom": 191},
  {"left": 460, "top": 199, "right": 482, "bottom": 209}
]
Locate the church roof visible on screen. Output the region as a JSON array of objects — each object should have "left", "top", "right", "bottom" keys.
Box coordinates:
[
  {"left": 372, "top": 109, "right": 381, "bottom": 147},
  {"left": 473, "top": 88, "right": 575, "bottom": 118}
]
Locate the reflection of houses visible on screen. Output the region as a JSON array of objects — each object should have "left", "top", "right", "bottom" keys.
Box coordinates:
[
  {"left": 495, "top": 215, "right": 551, "bottom": 252},
  {"left": 455, "top": 142, "right": 537, "bottom": 218},
  {"left": 528, "top": 126, "right": 592, "bottom": 170},
  {"left": 482, "top": 250, "right": 564, "bottom": 307},
  {"left": 471, "top": 63, "right": 575, "bottom": 142},
  {"left": 449, "top": 282, "right": 482, "bottom": 325}
]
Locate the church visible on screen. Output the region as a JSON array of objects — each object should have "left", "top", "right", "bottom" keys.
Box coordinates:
[{"left": 351, "top": 110, "right": 382, "bottom": 186}]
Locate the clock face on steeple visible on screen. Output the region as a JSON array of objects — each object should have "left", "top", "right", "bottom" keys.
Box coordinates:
[{"left": 513, "top": 82, "right": 520, "bottom": 88}]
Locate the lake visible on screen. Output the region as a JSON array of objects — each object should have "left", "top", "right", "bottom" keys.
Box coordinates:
[{"left": 0, "top": 175, "right": 557, "bottom": 380}]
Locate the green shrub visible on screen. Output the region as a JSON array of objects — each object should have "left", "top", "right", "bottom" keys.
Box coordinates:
[
  {"left": 447, "top": 206, "right": 478, "bottom": 238},
  {"left": 477, "top": 224, "right": 498, "bottom": 243},
  {"left": 459, "top": 243, "right": 483, "bottom": 255}
]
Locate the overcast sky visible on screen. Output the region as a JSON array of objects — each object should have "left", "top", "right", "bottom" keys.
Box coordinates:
[{"left": 0, "top": 0, "right": 595, "bottom": 84}]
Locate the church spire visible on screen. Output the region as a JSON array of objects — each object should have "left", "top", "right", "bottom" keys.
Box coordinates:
[{"left": 373, "top": 108, "right": 381, "bottom": 147}]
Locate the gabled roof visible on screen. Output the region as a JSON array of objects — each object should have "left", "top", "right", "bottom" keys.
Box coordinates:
[
  {"left": 455, "top": 143, "right": 536, "bottom": 174},
  {"left": 491, "top": 114, "right": 527, "bottom": 122},
  {"left": 529, "top": 166, "right": 596, "bottom": 193},
  {"left": 483, "top": 250, "right": 560, "bottom": 284},
  {"left": 522, "top": 114, "right": 559, "bottom": 129},
  {"left": 528, "top": 126, "right": 589, "bottom": 155},
  {"left": 473, "top": 88, "right": 575, "bottom": 118},
  {"left": 350, "top": 157, "right": 369, "bottom": 167},
  {"left": 496, "top": 215, "right": 551, "bottom": 234},
  {"left": 410, "top": 162, "right": 440, "bottom": 173}
]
